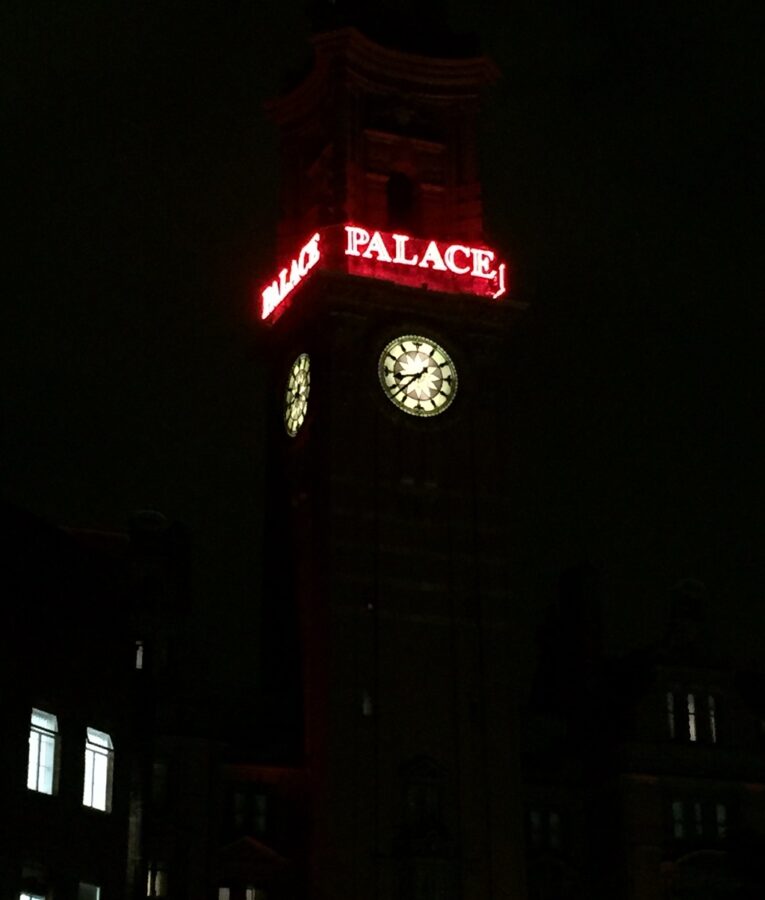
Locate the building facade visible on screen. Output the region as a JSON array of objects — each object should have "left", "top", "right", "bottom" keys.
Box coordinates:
[{"left": 523, "top": 574, "right": 765, "bottom": 900}]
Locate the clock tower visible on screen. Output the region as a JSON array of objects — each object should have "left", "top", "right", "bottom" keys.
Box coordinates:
[{"left": 259, "top": 19, "right": 526, "bottom": 900}]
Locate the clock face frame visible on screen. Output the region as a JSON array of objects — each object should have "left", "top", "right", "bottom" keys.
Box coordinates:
[
  {"left": 378, "top": 335, "right": 458, "bottom": 417},
  {"left": 284, "top": 353, "right": 311, "bottom": 436}
]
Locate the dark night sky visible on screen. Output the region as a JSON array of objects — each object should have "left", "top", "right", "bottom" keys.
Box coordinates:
[{"left": 2, "top": 1, "right": 763, "bottom": 691}]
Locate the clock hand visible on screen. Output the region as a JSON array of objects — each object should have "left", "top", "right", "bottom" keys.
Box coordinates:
[{"left": 395, "top": 371, "right": 420, "bottom": 388}]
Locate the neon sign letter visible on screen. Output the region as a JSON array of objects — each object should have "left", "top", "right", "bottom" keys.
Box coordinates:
[
  {"left": 418, "top": 240, "right": 448, "bottom": 272},
  {"left": 362, "top": 230, "right": 393, "bottom": 263},
  {"left": 344, "top": 226, "right": 370, "bottom": 257},
  {"left": 259, "top": 225, "right": 507, "bottom": 323},
  {"left": 444, "top": 245, "right": 472, "bottom": 275},
  {"left": 470, "top": 248, "right": 495, "bottom": 279},
  {"left": 343, "top": 228, "right": 506, "bottom": 297},
  {"left": 393, "top": 234, "right": 419, "bottom": 266},
  {"left": 261, "top": 232, "right": 321, "bottom": 320}
]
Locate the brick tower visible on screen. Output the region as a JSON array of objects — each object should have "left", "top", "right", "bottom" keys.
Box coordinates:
[{"left": 259, "top": 17, "right": 526, "bottom": 900}]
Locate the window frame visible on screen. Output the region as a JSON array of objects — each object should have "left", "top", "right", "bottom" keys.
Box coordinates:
[
  {"left": 146, "top": 863, "right": 168, "bottom": 898},
  {"left": 669, "top": 798, "right": 730, "bottom": 843},
  {"left": 528, "top": 807, "right": 564, "bottom": 851},
  {"left": 77, "top": 884, "right": 101, "bottom": 900},
  {"left": 82, "top": 726, "right": 114, "bottom": 813},
  {"left": 665, "top": 688, "right": 720, "bottom": 744},
  {"left": 27, "top": 708, "right": 59, "bottom": 796}
]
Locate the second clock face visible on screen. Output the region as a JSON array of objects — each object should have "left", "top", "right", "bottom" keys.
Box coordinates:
[
  {"left": 379, "top": 335, "right": 458, "bottom": 417},
  {"left": 285, "top": 353, "right": 310, "bottom": 436}
]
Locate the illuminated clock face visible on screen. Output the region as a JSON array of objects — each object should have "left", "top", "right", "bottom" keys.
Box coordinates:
[
  {"left": 379, "top": 335, "right": 457, "bottom": 417},
  {"left": 284, "top": 353, "right": 311, "bottom": 436}
]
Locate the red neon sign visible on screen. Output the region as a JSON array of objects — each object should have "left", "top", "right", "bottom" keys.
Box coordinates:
[
  {"left": 343, "top": 227, "right": 506, "bottom": 299},
  {"left": 261, "top": 232, "right": 321, "bottom": 320},
  {"left": 259, "top": 225, "right": 507, "bottom": 321}
]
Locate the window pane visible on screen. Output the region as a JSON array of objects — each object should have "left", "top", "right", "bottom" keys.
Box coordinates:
[
  {"left": 27, "top": 732, "right": 40, "bottom": 791},
  {"left": 86, "top": 727, "right": 113, "bottom": 750},
  {"left": 687, "top": 694, "right": 697, "bottom": 742},
  {"left": 708, "top": 695, "right": 717, "bottom": 743},
  {"left": 672, "top": 800, "right": 685, "bottom": 838},
  {"left": 31, "top": 709, "right": 57, "bottom": 731},
  {"left": 78, "top": 884, "right": 101, "bottom": 900},
  {"left": 693, "top": 802, "right": 703, "bottom": 836},
  {"left": 716, "top": 803, "right": 727, "bottom": 838},
  {"left": 83, "top": 747, "right": 95, "bottom": 806},
  {"left": 28, "top": 709, "right": 58, "bottom": 795},
  {"left": 254, "top": 793, "right": 267, "bottom": 834},
  {"left": 84, "top": 727, "right": 113, "bottom": 811},
  {"left": 39, "top": 734, "right": 55, "bottom": 793},
  {"left": 94, "top": 754, "right": 107, "bottom": 810},
  {"left": 147, "top": 865, "right": 167, "bottom": 897}
]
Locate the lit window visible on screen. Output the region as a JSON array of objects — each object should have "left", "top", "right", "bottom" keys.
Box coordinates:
[
  {"left": 146, "top": 864, "right": 167, "bottom": 897},
  {"left": 246, "top": 889, "right": 266, "bottom": 900},
  {"left": 27, "top": 708, "right": 59, "bottom": 794},
  {"left": 708, "top": 695, "right": 717, "bottom": 743},
  {"left": 135, "top": 641, "right": 144, "bottom": 670},
  {"left": 83, "top": 727, "right": 114, "bottom": 812},
  {"left": 670, "top": 689, "right": 720, "bottom": 743},
  {"left": 672, "top": 800, "right": 685, "bottom": 838},
  {"left": 78, "top": 884, "right": 100, "bottom": 900},
  {"left": 666, "top": 692, "right": 675, "bottom": 738},
  {"left": 687, "top": 693, "right": 697, "bottom": 742},
  {"left": 217, "top": 889, "right": 230, "bottom": 900},
  {"left": 20, "top": 894, "right": 46, "bottom": 900}
]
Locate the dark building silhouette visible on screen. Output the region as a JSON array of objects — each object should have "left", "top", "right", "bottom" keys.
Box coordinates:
[
  {"left": 523, "top": 572, "right": 765, "bottom": 900},
  {"left": 0, "top": 503, "right": 194, "bottom": 900}
]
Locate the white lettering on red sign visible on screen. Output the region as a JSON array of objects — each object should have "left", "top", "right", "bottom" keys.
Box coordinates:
[
  {"left": 344, "top": 227, "right": 504, "bottom": 290},
  {"left": 261, "top": 233, "right": 321, "bottom": 319},
  {"left": 260, "top": 227, "right": 507, "bottom": 323}
]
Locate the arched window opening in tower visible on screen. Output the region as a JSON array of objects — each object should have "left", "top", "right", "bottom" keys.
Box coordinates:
[{"left": 387, "top": 172, "right": 416, "bottom": 230}]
